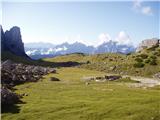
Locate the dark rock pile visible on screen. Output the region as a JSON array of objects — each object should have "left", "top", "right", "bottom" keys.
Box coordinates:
[
  {"left": 1, "top": 60, "right": 56, "bottom": 87},
  {"left": 84, "top": 75, "right": 122, "bottom": 82},
  {"left": 104, "top": 75, "right": 122, "bottom": 81},
  {"left": 1, "top": 86, "right": 21, "bottom": 105},
  {"left": 1, "top": 60, "right": 56, "bottom": 106}
]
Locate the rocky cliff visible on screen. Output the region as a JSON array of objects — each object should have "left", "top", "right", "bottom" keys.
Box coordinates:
[
  {"left": 136, "top": 38, "right": 160, "bottom": 52},
  {"left": 1, "top": 25, "right": 28, "bottom": 57}
]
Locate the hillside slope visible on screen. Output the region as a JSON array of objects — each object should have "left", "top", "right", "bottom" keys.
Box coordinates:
[{"left": 44, "top": 45, "right": 160, "bottom": 77}]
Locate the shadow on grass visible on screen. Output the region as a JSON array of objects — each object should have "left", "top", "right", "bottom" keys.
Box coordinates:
[
  {"left": 1, "top": 104, "right": 21, "bottom": 113},
  {"left": 1, "top": 101, "right": 26, "bottom": 114},
  {"left": 2, "top": 51, "right": 85, "bottom": 68},
  {"left": 31, "top": 59, "right": 84, "bottom": 68}
]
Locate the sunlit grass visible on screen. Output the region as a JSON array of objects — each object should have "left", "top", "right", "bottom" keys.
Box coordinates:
[{"left": 2, "top": 67, "right": 160, "bottom": 120}]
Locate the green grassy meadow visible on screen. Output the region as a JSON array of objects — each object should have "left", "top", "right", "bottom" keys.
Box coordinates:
[{"left": 2, "top": 67, "right": 160, "bottom": 120}]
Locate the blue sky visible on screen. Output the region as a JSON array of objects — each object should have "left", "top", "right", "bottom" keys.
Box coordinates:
[{"left": 1, "top": 0, "right": 160, "bottom": 46}]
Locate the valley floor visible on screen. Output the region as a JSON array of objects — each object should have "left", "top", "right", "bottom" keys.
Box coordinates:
[{"left": 2, "top": 67, "right": 160, "bottom": 120}]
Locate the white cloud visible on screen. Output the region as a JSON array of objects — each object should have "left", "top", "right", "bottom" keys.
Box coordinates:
[
  {"left": 115, "top": 31, "right": 131, "bottom": 45},
  {"left": 141, "top": 6, "right": 153, "bottom": 15},
  {"left": 132, "top": 0, "right": 153, "bottom": 16},
  {"left": 97, "top": 33, "right": 111, "bottom": 46},
  {"left": 133, "top": 0, "right": 142, "bottom": 9},
  {"left": 24, "top": 32, "right": 133, "bottom": 47},
  {"left": 95, "top": 32, "right": 132, "bottom": 46}
]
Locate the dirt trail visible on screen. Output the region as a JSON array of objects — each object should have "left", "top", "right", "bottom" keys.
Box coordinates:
[{"left": 123, "top": 75, "right": 160, "bottom": 87}]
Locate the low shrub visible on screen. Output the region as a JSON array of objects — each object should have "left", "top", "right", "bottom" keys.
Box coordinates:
[
  {"left": 133, "top": 62, "right": 145, "bottom": 68},
  {"left": 86, "top": 61, "right": 90, "bottom": 64},
  {"left": 135, "top": 57, "right": 143, "bottom": 62},
  {"left": 150, "top": 59, "right": 157, "bottom": 65},
  {"left": 150, "top": 55, "right": 157, "bottom": 59},
  {"left": 147, "top": 44, "right": 159, "bottom": 51},
  {"left": 153, "top": 51, "right": 160, "bottom": 56},
  {"left": 144, "top": 59, "right": 150, "bottom": 63},
  {"left": 138, "top": 54, "right": 148, "bottom": 59}
]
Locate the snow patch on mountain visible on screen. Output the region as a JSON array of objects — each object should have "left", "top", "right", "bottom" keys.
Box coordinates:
[{"left": 97, "top": 33, "right": 111, "bottom": 47}]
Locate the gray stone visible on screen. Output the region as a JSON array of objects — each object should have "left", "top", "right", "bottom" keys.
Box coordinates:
[{"left": 136, "top": 38, "right": 160, "bottom": 52}]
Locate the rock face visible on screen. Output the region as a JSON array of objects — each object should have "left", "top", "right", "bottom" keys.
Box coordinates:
[
  {"left": 136, "top": 38, "right": 160, "bottom": 52},
  {"left": 1, "top": 26, "right": 7, "bottom": 51},
  {"left": 1, "top": 25, "right": 28, "bottom": 57}
]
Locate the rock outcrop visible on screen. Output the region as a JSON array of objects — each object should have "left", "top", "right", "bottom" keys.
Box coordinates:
[
  {"left": 1, "top": 25, "right": 28, "bottom": 57},
  {"left": 136, "top": 38, "right": 160, "bottom": 52}
]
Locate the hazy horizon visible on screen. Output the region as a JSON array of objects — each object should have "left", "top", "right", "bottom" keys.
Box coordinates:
[{"left": 2, "top": 0, "right": 159, "bottom": 46}]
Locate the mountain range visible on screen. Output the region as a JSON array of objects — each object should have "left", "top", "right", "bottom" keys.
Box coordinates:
[
  {"left": 1, "top": 25, "right": 135, "bottom": 60},
  {"left": 25, "top": 40, "right": 136, "bottom": 59}
]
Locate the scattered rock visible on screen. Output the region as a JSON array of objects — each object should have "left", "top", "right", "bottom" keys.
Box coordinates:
[
  {"left": 83, "top": 75, "right": 122, "bottom": 82},
  {"left": 95, "top": 76, "right": 104, "bottom": 80},
  {"left": 105, "top": 75, "right": 122, "bottom": 81},
  {"left": 153, "top": 72, "right": 160, "bottom": 79},
  {"left": 109, "top": 66, "right": 116, "bottom": 71},
  {"left": 21, "top": 93, "right": 28, "bottom": 96},
  {"left": 85, "top": 82, "right": 90, "bottom": 86},
  {"left": 49, "top": 77, "right": 60, "bottom": 81}
]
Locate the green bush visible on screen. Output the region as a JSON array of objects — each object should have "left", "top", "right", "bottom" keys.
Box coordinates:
[
  {"left": 86, "top": 61, "right": 90, "bottom": 64},
  {"left": 153, "top": 51, "right": 160, "bottom": 56},
  {"left": 135, "top": 57, "right": 143, "bottom": 62},
  {"left": 145, "top": 59, "right": 150, "bottom": 63},
  {"left": 147, "top": 44, "right": 159, "bottom": 51},
  {"left": 150, "top": 59, "right": 157, "bottom": 65},
  {"left": 133, "top": 62, "right": 145, "bottom": 68},
  {"left": 150, "top": 55, "right": 157, "bottom": 59},
  {"left": 137, "top": 54, "right": 148, "bottom": 59}
]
